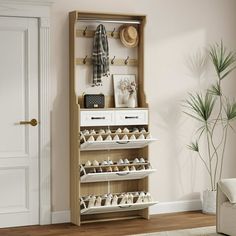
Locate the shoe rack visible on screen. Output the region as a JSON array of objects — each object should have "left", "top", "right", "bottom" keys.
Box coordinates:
[{"left": 69, "top": 11, "right": 158, "bottom": 226}]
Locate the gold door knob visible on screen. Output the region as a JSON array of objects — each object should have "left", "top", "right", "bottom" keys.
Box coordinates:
[{"left": 20, "top": 119, "right": 38, "bottom": 126}]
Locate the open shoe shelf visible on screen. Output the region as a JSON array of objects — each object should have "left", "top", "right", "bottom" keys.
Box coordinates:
[
  {"left": 80, "top": 138, "right": 157, "bottom": 151},
  {"left": 80, "top": 192, "right": 158, "bottom": 215},
  {"left": 81, "top": 201, "right": 158, "bottom": 215},
  {"left": 80, "top": 169, "right": 156, "bottom": 183}
]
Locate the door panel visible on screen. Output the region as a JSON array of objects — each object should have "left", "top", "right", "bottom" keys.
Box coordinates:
[{"left": 0, "top": 17, "right": 39, "bottom": 227}]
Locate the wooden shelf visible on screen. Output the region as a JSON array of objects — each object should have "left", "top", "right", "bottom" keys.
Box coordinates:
[
  {"left": 81, "top": 201, "right": 158, "bottom": 215},
  {"left": 80, "top": 138, "right": 157, "bottom": 151},
  {"left": 80, "top": 169, "right": 156, "bottom": 183}
]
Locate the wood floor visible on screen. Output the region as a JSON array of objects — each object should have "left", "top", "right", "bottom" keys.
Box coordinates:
[{"left": 0, "top": 211, "right": 215, "bottom": 236}]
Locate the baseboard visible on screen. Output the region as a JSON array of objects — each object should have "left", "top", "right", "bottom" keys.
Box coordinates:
[
  {"left": 51, "top": 200, "right": 202, "bottom": 224},
  {"left": 149, "top": 199, "right": 202, "bottom": 214},
  {"left": 52, "top": 210, "right": 71, "bottom": 224}
]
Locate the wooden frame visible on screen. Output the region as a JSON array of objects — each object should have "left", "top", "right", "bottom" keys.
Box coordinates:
[{"left": 69, "top": 11, "right": 150, "bottom": 226}]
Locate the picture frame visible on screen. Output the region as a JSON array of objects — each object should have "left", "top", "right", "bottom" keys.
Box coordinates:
[{"left": 113, "top": 74, "right": 138, "bottom": 108}]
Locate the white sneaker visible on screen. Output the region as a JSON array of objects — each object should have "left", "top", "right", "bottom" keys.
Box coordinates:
[
  {"left": 115, "top": 128, "right": 122, "bottom": 134},
  {"left": 89, "top": 129, "right": 96, "bottom": 135},
  {"left": 119, "top": 194, "right": 128, "bottom": 205},
  {"left": 123, "top": 127, "right": 130, "bottom": 133},
  {"left": 139, "top": 158, "right": 145, "bottom": 163},
  {"left": 105, "top": 195, "right": 112, "bottom": 206},
  {"left": 108, "top": 160, "right": 113, "bottom": 165},
  {"left": 127, "top": 193, "right": 134, "bottom": 204},
  {"left": 138, "top": 134, "right": 145, "bottom": 140},
  {"left": 113, "top": 135, "right": 120, "bottom": 141},
  {"left": 82, "top": 129, "right": 89, "bottom": 135},
  {"left": 95, "top": 196, "right": 102, "bottom": 206},
  {"left": 98, "top": 129, "right": 105, "bottom": 135},
  {"left": 136, "top": 192, "right": 145, "bottom": 203},
  {"left": 92, "top": 160, "right": 99, "bottom": 166},
  {"left": 124, "top": 158, "right": 130, "bottom": 164},
  {"left": 101, "top": 160, "right": 108, "bottom": 165},
  {"left": 88, "top": 195, "right": 96, "bottom": 208},
  {"left": 118, "top": 159, "right": 124, "bottom": 165},
  {"left": 122, "top": 135, "right": 128, "bottom": 140},
  {"left": 85, "top": 160, "right": 92, "bottom": 166},
  {"left": 105, "top": 128, "right": 111, "bottom": 134},
  {"left": 96, "top": 135, "right": 103, "bottom": 141},
  {"left": 130, "top": 166, "right": 136, "bottom": 171},
  {"left": 105, "top": 135, "right": 112, "bottom": 141},
  {"left": 133, "top": 158, "right": 139, "bottom": 163},
  {"left": 87, "top": 135, "right": 95, "bottom": 141},
  {"left": 112, "top": 195, "right": 118, "bottom": 205},
  {"left": 129, "top": 134, "right": 136, "bottom": 140}
]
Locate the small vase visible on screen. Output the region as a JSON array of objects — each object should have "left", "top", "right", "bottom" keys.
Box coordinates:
[
  {"left": 202, "top": 190, "right": 216, "bottom": 214},
  {"left": 127, "top": 93, "right": 136, "bottom": 108}
]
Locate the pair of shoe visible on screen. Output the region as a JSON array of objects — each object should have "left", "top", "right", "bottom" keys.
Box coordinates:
[
  {"left": 133, "top": 157, "right": 146, "bottom": 164},
  {"left": 136, "top": 192, "right": 152, "bottom": 203},
  {"left": 122, "top": 166, "right": 136, "bottom": 171},
  {"left": 119, "top": 193, "right": 134, "bottom": 205},
  {"left": 117, "top": 158, "right": 130, "bottom": 165}
]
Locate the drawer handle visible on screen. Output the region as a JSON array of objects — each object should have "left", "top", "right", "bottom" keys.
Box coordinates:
[
  {"left": 118, "top": 205, "right": 132, "bottom": 208},
  {"left": 116, "top": 141, "right": 130, "bottom": 144},
  {"left": 116, "top": 172, "right": 130, "bottom": 176},
  {"left": 125, "top": 116, "right": 139, "bottom": 119},
  {"left": 91, "top": 117, "right": 105, "bottom": 120}
]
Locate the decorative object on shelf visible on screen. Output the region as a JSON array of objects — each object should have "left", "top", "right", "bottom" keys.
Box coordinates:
[
  {"left": 84, "top": 94, "right": 105, "bottom": 108},
  {"left": 92, "top": 24, "right": 109, "bottom": 86},
  {"left": 113, "top": 74, "right": 138, "bottom": 108},
  {"left": 183, "top": 41, "right": 236, "bottom": 214},
  {"left": 119, "top": 25, "right": 139, "bottom": 48}
]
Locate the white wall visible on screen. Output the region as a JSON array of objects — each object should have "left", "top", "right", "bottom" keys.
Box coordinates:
[{"left": 51, "top": 0, "right": 236, "bottom": 213}]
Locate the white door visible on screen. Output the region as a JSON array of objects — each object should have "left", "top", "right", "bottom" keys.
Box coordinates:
[{"left": 0, "top": 16, "right": 39, "bottom": 227}]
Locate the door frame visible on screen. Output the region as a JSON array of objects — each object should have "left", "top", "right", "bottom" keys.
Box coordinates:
[{"left": 0, "top": 0, "right": 53, "bottom": 225}]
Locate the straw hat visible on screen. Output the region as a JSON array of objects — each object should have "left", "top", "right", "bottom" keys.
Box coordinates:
[{"left": 119, "top": 25, "right": 139, "bottom": 48}]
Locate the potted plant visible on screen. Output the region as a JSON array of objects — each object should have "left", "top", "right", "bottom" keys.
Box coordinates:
[{"left": 183, "top": 41, "right": 236, "bottom": 214}]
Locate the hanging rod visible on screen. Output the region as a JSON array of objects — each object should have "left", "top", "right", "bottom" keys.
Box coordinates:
[{"left": 77, "top": 18, "right": 141, "bottom": 25}]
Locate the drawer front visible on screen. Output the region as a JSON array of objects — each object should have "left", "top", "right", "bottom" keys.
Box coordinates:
[
  {"left": 80, "top": 111, "right": 115, "bottom": 127},
  {"left": 115, "top": 110, "right": 148, "bottom": 125}
]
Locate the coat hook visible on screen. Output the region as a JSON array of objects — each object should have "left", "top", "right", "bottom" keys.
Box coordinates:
[
  {"left": 83, "top": 55, "right": 88, "bottom": 64},
  {"left": 124, "top": 56, "right": 130, "bottom": 65},
  {"left": 111, "top": 56, "right": 116, "bottom": 64},
  {"left": 111, "top": 28, "right": 116, "bottom": 37},
  {"left": 83, "top": 26, "right": 87, "bottom": 36}
]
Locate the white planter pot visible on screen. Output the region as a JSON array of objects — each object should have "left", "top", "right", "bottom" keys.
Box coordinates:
[{"left": 202, "top": 190, "right": 216, "bottom": 214}]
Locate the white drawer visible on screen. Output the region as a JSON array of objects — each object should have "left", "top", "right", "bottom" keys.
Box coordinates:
[
  {"left": 115, "top": 110, "right": 148, "bottom": 125},
  {"left": 80, "top": 111, "right": 115, "bottom": 127}
]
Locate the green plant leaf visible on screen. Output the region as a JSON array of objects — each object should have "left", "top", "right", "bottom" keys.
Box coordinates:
[
  {"left": 209, "top": 41, "right": 236, "bottom": 80},
  {"left": 183, "top": 92, "right": 216, "bottom": 122},
  {"left": 225, "top": 99, "right": 236, "bottom": 121},
  {"left": 187, "top": 141, "right": 199, "bottom": 152},
  {"left": 208, "top": 82, "right": 221, "bottom": 96}
]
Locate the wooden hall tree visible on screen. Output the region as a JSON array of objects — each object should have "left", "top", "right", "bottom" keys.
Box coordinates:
[{"left": 69, "top": 11, "right": 158, "bottom": 226}]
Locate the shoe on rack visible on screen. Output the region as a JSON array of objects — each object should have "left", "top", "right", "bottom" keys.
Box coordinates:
[
  {"left": 105, "top": 135, "right": 112, "bottom": 141},
  {"left": 80, "top": 197, "right": 87, "bottom": 209},
  {"left": 92, "top": 160, "right": 99, "bottom": 166},
  {"left": 127, "top": 193, "right": 134, "bottom": 204},
  {"left": 89, "top": 129, "right": 96, "bottom": 135},
  {"left": 132, "top": 127, "right": 139, "bottom": 133},
  {"left": 123, "top": 166, "right": 129, "bottom": 171},
  {"left": 88, "top": 195, "right": 96, "bottom": 208},
  {"left": 140, "top": 128, "right": 147, "bottom": 133},
  {"left": 124, "top": 158, "right": 130, "bottom": 164},
  {"left": 136, "top": 192, "right": 145, "bottom": 203},
  {"left": 105, "top": 128, "right": 111, "bottom": 134},
  {"left": 113, "top": 166, "right": 119, "bottom": 172},
  {"left": 96, "top": 135, "right": 103, "bottom": 141},
  {"left": 98, "top": 129, "right": 105, "bottom": 135},
  {"left": 138, "top": 134, "right": 145, "bottom": 140},
  {"left": 85, "top": 160, "right": 92, "bottom": 166},
  {"left": 112, "top": 195, "right": 118, "bottom": 205},
  {"left": 82, "top": 129, "right": 89, "bottom": 135},
  {"left": 119, "top": 194, "right": 128, "bottom": 205},
  {"left": 106, "top": 166, "right": 112, "bottom": 172},
  {"left": 105, "top": 195, "right": 112, "bottom": 206},
  {"left": 101, "top": 160, "right": 108, "bottom": 165},
  {"left": 129, "top": 134, "right": 136, "bottom": 140},
  {"left": 139, "top": 157, "right": 145, "bottom": 163},
  {"left": 87, "top": 135, "right": 95, "bottom": 142},
  {"left": 130, "top": 166, "right": 136, "bottom": 171},
  {"left": 113, "top": 135, "right": 120, "bottom": 141},
  {"left": 95, "top": 196, "right": 102, "bottom": 207},
  {"left": 108, "top": 160, "right": 113, "bottom": 165},
  {"left": 123, "top": 127, "right": 130, "bottom": 133},
  {"left": 118, "top": 159, "right": 124, "bottom": 165},
  {"left": 122, "top": 135, "right": 129, "bottom": 140},
  {"left": 115, "top": 128, "right": 122, "bottom": 134},
  {"left": 96, "top": 167, "right": 103, "bottom": 173},
  {"left": 144, "top": 192, "right": 152, "bottom": 202},
  {"left": 133, "top": 158, "right": 139, "bottom": 164}
]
